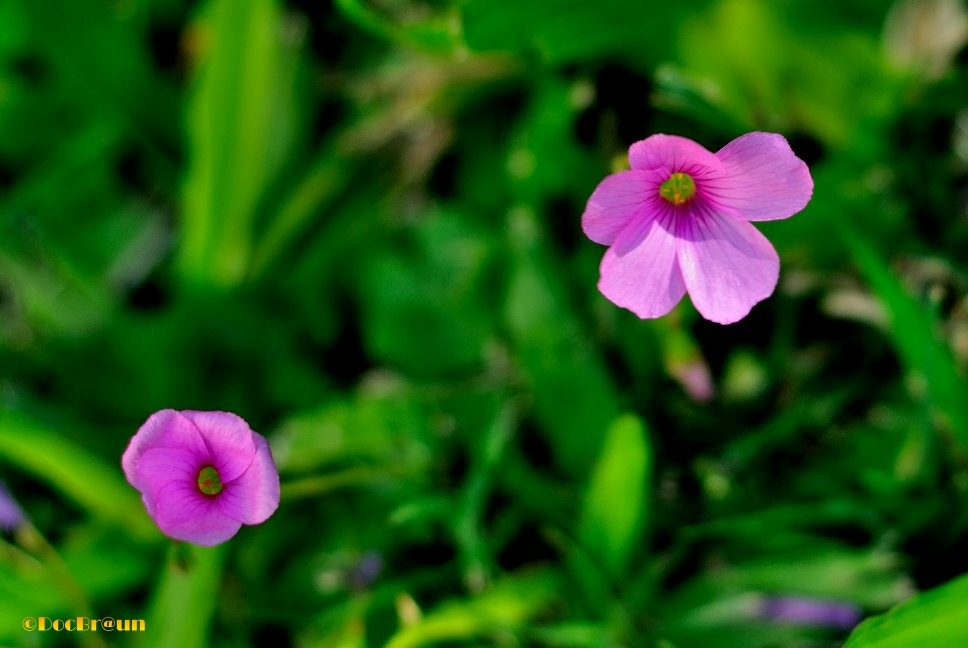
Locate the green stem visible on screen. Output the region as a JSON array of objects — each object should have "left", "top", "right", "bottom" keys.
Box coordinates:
[{"left": 280, "top": 466, "right": 398, "bottom": 501}]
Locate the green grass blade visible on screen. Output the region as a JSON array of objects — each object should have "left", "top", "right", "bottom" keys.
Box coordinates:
[
  {"left": 0, "top": 409, "right": 151, "bottom": 536},
  {"left": 838, "top": 222, "right": 968, "bottom": 450},
  {"left": 179, "top": 0, "right": 300, "bottom": 288}
]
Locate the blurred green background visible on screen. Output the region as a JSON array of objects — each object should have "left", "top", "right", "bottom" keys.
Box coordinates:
[{"left": 3, "top": 0, "right": 968, "bottom": 646}]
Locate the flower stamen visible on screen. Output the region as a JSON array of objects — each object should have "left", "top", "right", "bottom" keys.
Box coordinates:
[
  {"left": 197, "top": 466, "right": 223, "bottom": 496},
  {"left": 659, "top": 172, "right": 696, "bottom": 205}
]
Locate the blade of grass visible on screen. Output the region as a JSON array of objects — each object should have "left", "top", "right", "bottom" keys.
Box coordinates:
[
  {"left": 179, "top": 0, "right": 302, "bottom": 289},
  {"left": 454, "top": 401, "right": 518, "bottom": 591},
  {"left": 0, "top": 409, "right": 152, "bottom": 536},
  {"left": 247, "top": 142, "right": 355, "bottom": 280},
  {"left": 837, "top": 221, "right": 968, "bottom": 451}
]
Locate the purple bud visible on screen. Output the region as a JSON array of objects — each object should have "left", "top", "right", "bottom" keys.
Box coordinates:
[
  {"left": 348, "top": 552, "right": 383, "bottom": 590},
  {"left": 0, "top": 480, "right": 25, "bottom": 532},
  {"left": 760, "top": 596, "right": 862, "bottom": 629}
]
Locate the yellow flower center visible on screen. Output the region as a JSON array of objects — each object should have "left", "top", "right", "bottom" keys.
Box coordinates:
[
  {"left": 197, "top": 466, "right": 223, "bottom": 495},
  {"left": 659, "top": 172, "right": 696, "bottom": 205}
]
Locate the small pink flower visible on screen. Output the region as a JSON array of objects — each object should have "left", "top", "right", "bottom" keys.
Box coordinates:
[
  {"left": 582, "top": 132, "right": 813, "bottom": 324},
  {"left": 122, "top": 410, "right": 280, "bottom": 546}
]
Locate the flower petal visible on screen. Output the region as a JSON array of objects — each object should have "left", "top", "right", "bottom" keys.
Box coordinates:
[
  {"left": 629, "top": 134, "right": 724, "bottom": 176},
  {"left": 217, "top": 435, "right": 280, "bottom": 525},
  {"left": 704, "top": 132, "right": 813, "bottom": 221},
  {"left": 598, "top": 206, "right": 687, "bottom": 319},
  {"left": 582, "top": 170, "right": 661, "bottom": 245},
  {"left": 122, "top": 410, "right": 208, "bottom": 489},
  {"left": 181, "top": 410, "right": 257, "bottom": 482},
  {"left": 150, "top": 479, "right": 242, "bottom": 546},
  {"left": 133, "top": 446, "right": 201, "bottom": 518},
  {"left": 677, "top": 206, "right": 779, "bottom": 324}
]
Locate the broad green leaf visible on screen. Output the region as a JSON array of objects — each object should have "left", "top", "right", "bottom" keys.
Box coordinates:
[
  {"left": 578, "top": 413, "right": 651, "bottom": 581},
  {"left": 844, "top": 573, "right": 968, "bottom": 647}
]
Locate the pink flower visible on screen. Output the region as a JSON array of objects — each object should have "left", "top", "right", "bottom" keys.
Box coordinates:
[
  {"left": 122, "top": 410, "right": 280, "bottom": 546},
  {"left": 582, "top": 132, "right": 813, "bottom": 324}
]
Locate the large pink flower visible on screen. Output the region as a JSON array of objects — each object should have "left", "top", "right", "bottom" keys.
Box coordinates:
[
  {"left": 582, "top": 132, "right": 813, "bottom": 324},
  {"left": 122, "top": 410, "right": 280, "bottom": 546}
]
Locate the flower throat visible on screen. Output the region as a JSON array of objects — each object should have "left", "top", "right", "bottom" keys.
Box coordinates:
[
  {"left": 197, "top": 466, "right": 223, "bottom": 495},
  {"left": 659, "top": 172, "right": 696, "bottom": 206}
]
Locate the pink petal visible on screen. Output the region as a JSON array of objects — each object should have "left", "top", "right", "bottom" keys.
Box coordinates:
[
  {"left": 216, "top": 435, "right": 280, "bottom": 525},
  {"left": 598, "top": 206, "right": 687, "bottom": 319},
  {"left": 582, "top": 170, "right": 662, "bottom": 245},
  {"left": 629, "top": 134, "right": 724, "bottom": 176},
  {"left": 676, "top": 206, "right": 780, "bottom": 324},
  {"left": 704, "top": 132, "right": 813, "bottom": 221},
  {"left": 133, "top": 446, "right": 200, "bottom": 517},
  {"left": 122, "top": 410, "right": 208, "bottom": 488},
  {"left": 181, "top": 410, "right": 257, "bottom": 482},
  {"left": 150, "top": 479, "right": 242, "bottom": 546}
]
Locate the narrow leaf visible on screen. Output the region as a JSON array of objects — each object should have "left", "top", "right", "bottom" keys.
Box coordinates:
[
  {"left": 139, "top": 544, "right": 226, "bottom": 648},
  {"left": 578, "top": 413, "right": 651, "bottom": 580},
  {"left": 0, "top": 409, "right": 151, "bottom": 535},
  {"left": 179, "top": 0, "right": 302, "bottom": 288}
]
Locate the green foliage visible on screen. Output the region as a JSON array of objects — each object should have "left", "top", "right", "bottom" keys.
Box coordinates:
[
  {"left": 844, "top": 573, "right": 968, "bottom": 647},
  {"left": 0, "top": 410, "right": 150, "bottom": 534},
  {"left": 384, "top": 571, "right": 560, "bottom": 648},
  {"left": 180, "top": 0, "right": 308, "bottom": 289},
  {"left": 578, "top": 413, "right": 651, "bottom": 582},
  {"left": 143, "top": 544, "right": 226, "bottom": 648},
  {"left": 462, "top": 0, "right": 710, "bottom": 64}
]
